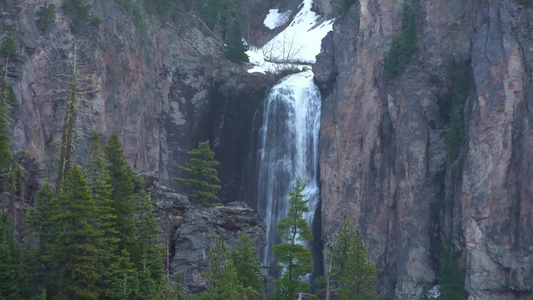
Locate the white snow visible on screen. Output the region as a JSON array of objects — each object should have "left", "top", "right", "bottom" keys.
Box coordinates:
[
  {"left": 248, "top": 0, "right": 334, "bottom": 73},
  {"left": 263, "top": 9, "right": 291, "bottom": 30}
]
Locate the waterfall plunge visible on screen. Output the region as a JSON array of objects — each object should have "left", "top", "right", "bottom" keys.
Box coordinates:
[{"left": 255, "top": 70, "right": 321, "bottom": 272}]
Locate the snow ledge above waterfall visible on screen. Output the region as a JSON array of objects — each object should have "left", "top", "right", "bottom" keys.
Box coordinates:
[{"left": 247, "top": 0, "right": 334, "bottom": 74}]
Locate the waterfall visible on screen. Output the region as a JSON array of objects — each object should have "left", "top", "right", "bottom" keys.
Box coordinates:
[{"left": 255, "top": 70, "right": 321, "bottom": 272}]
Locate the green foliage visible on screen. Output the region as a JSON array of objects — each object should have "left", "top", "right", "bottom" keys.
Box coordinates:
[
  {"left": 104, "top": 132, "right": 136, "bottom": 249},
  {"left": 90, "top": 16, "right": 103, "bottom": 26},
  {"left": 519, "top": 0, "right": 532, "bottom": 7},
  {"left": 105, "top": 249, "right": 139, "bottom": 299},
  {"left": 0, "top": 79, "right": 12, "bottom": 174},
  {"left": 61, "top": 0, "right": 101, "bottom": 34},
  {"left": 333, "top": 0, "right": 357, "bottom": 15},
  {"left": 26, "top": 133, "right": 171, "bottom": 299},
  {"left": 142, "top": 0, "right": 177, "bottom": 18},
  {"left": 131, "top": 188, "right": 166, "bottom": 295},
  {"left": 39, "top": 5, "right": 57, "bottom": 31},
  {"left": 46, "top": 165, "right": 101, "bottom": 299},
  {"left": 437, "top": 235, "right": 468, "bottom": 299},
  {"left": 1, "top": 37, "right": 17, "bottom": 58},
  {"left": 443, "top": 68, "right": 469, "bottom": 162},
  {"left": 84, "top": 132, "right": 121, "bottom": 292},
  {"left": 273, "top": 178, "right": 313, "bottom": 299},
  {"left": 383, "top": 0, "right": 418, "bottom": 80},
  {"left": 198, "top": 236, "right": 247, "bottom": 300},
  {"left": 0, "top": 212, "right": 20, "bottom": 300},
  {"left": 276, "top": 178, "right": 313, "bottom": 243},
  {"left": 114, "top": 0, "right": 147, "bottom": 33},
  {"left": 429, "top": 74, "right": 441, "bottom": 85},
  {"left": 224, "top": 16, "right": 249, "bottom": 63},
  {"left": 273, "top": 244, "right": 313, "bottom": 299},
  {"left": 26, "top": 182, "right": 56, "bottom": 246},
  {"left": 230, "top": 233, "right": 263, "bottom": 299},
  {"left": 322, "top": 215, "right": 378, "bottom": 300},
  {"left": 174, "top": 140, "right": 221, "bottom": 206}
]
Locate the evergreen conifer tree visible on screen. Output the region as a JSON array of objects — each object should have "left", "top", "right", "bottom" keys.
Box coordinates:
[
  {"left": 104, "top": 132, "right": 136, "bottom": 250},
  {"left": 273, "top": 178, "right": 313, "bottom": 299},
  {"left": 175, "top": 140, "right": 221, "bottom": 206},
  {"left": 132, "top": 188, "right": 165, "bottom": 298},
  {"left": 198, "top": 236, "right": 247, "bottom": 300},
  {"left": 0, "top": 212, "right": 20, "bottom": 300},
  {"left": 25, "top": 181, "right": 56, "bottom": 293},
  {"left": 85, "top": 132, "right": 121, "bottom": 291},
  {"left": 26, "top": 182, "right": 55, "bottom": 249},
  {"left": 323, "top": 215, "right": 378, "bottom": 300},
  {"left": 224, "top": 16, "right": 249, "bottom": 63},
  {"left": 105, "top": 249, "right": 139, "bottom": 299},
  {"left": 46, "top": 165, "right": 101, "bottom": 299},
  {"left": 230, "top": 233, "right": 263, "bottom": 299}
]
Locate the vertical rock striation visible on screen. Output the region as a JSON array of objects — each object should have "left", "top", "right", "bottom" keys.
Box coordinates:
[{"left": 314, "top": 0, "right": 533, "bottom": 298}]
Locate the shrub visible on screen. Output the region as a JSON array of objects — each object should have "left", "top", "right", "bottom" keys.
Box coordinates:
[
  {"left": 39, "top": 5, "right": 57, "bottom": 31},
  {"left": 384, "top": 0, "right": 418, "bottom": 80}
]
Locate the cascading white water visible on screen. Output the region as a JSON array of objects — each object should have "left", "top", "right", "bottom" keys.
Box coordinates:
[{"left": 255, "top": 70, "right": 321, "bottom": 272}]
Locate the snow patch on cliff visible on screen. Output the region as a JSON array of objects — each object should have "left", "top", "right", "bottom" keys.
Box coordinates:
[
  {"left": 248, "top": 0, "right": 334, "bottom": 73},
  {"left": 264, "top": 9, "right": 292, "bottom": 29}
]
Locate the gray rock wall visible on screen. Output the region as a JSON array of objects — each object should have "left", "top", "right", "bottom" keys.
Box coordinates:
[{"left": 315, "top": 0, "right": 533, "bottom": 298}]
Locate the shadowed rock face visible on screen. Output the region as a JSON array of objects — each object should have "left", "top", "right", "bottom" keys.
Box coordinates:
[{"left": 314, "top": 0, "right": 533, "bottom": 299}]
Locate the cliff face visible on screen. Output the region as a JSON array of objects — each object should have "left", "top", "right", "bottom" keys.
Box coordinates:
[
  {"left": 3, "top": 0, "right": 272, "bottom": 200},
  {"left": 314, "top": 0, "right": 533, "bottom": 298}
]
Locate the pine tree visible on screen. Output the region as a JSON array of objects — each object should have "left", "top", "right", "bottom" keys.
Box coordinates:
[
  {"left": 26, "top": 182, "right": 56, "bottom": 248},
  {"left": 174, "top": 140, "right": 221, "bottom": 206},
  {"left": 273, "top": 178, "right": 313, "bottom": 299},
  {"left": 105, "top": 249, "right": 139, "bottom": 299},
  {"left": 46, "top": 165, "right": 101, "bottom": 299},
  {"left": 437, "top": 235, "right": 468, "bottom": 300},
  {"left": 17, "top": 244, "right": 42, "bottom": 299},
  {"left": 104, "top": 132, "right": 136, "bottom": 250},
  {"left": 0, "top": 212, "right": 20, "bottom": 300},
  {"left": 198, "top": 236, "right": 247, "bottom": 300},
  {"left": 230, "top": 233, "right": 263, "bottom": 299},
  {"left": 84, "top": 132, "right": 120, "bottom": 292},
  {"left": 132, "top": 187, "right": 165, "bottom": 299},
  {"left": 224, "top": 16, "right": 249, "bottom": 63},
  {"left": 25, "top": 181, "right": 56, "bottom": 293},
  {"left": 323, "top": 215, "right": 378, "bottom": 300}
]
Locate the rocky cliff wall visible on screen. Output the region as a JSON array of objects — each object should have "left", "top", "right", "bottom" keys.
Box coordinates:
[
  {"left": 1, "top": 0, "right": 273, "bottom": 201},
  {"left": 314, "top": 0, "right": 533, "bottom": 298}
]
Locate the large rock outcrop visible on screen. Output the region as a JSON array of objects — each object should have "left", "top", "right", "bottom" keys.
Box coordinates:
[
  {"left": 152, "top": 186, "right": 266, "bottom": 296},
  {"left": 315, "top": 0, "right": 533, "bottom": 299}
]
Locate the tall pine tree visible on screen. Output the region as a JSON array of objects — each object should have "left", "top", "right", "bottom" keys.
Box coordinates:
[
  {"left": 175, "top": 140, "right": 221, "bottom": 206},
  {"left": 84, "top": 132, "right": 121, "bottom": 292},
  {"left": 323, "top": 215, "right": 378, "bottom": 300},
  {"left": 273, "top": 178, "right": 313, "bottom": 299},
  {"left": 0, "top": 212, "right": 20, "bottom": 300},
  {"left": 104, "top": 132, "right": 136, "bottom": 250},
  {"left": 224, "top": 15, "right": 249, "bottom": 63},
  {"left": 230, "top": 233, "right": 263, "bottom": 299},
  {"left": 45, "top": 165, "right": 101, "bottom": 299},
  {"left": 198, "top": 236, "right": 247, "bottom": 300}
]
